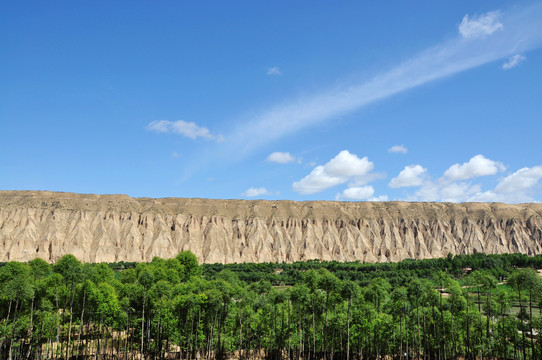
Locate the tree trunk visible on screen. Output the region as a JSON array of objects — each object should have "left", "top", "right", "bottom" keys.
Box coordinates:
[
  {"left": 239, "top": 306, "right": 243, "bottom": 360},
  {"left": 519, "top": 288, "right": 526, "bottom": 360},
  {"left": 529, "top": 289, "right": 534, "bottom": 360},
  {"left": 25, "top": 296, "right": 35, "bottom": 360},
  {"left": 324, "top": 294, "right": 329, "bottom": 360},
  {"left": 466, "top": 290, "right": 471, "bottom": 360},
  {"left": 346, "top": 298, "right": 351, "bottom": 360},
  {"left": 312, "top": 299, "right": 316, "bottom": 360},
  {"left": 141, "top": 289, "right": 146, "bottom": 357},
  {"left": 66, "top": 283, "right": 76, "bottom": 360}
]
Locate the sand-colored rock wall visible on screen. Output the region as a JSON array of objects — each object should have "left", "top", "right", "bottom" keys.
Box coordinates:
[{"left": 1, "top": 191, "right": 541, "bottom": 263}]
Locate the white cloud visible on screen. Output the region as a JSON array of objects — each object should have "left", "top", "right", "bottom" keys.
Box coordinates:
[
  {"left": 495, "top": 166, "right": 542, "bottom": 193},
  {"left": 470, "top": 166, "right": 542, "bottom": 203},
  {"left": 267, "top": 67, "right": 281, "bottom": 76},
  {"left": 293, "top": 166, "right": 346, "bottom": 195},
  {"left": 324, "top": 150, "right": 374, "bottom": 177},
  {"left": 147, "top": 120, "right": 223, "bottom": 141},
  {"left": 339, "top": 186, "right": 375, "bottom": 200},
  {"left": 242, "top": 187, "right": 269, "bottom": 197},
  {"left": 228, "top": 4, "right": 542, "bottom": 155},
  {"left": 369, "top": 195, "right": 389, "bottom": 202},
  {"left": 293, "top": 150, "right": 374, "bottom": 194},
  {"left": 414, "top": 181, "right": 481, "bottom": 203},
  {"left": 458, "top": 12, "right": 503, "bottom": 39},
  {"left": 443, "top": 155, "right": 505, "bottom": 181},
  {"left": 404, "top": 156, "right": 541, "bottom": 203},
  {"left": 267, "top": 152, "right": 295, "bottom": 164},
  {"left": 388, "top": 145, "right": 408, "bottom": 154},
  {"left": 441, "top": 183, "right": 482, "bottom": 202},
  {"left": 171, "top": 151, "right": 180, "bottom": 158},
  {"left": 502, "top": 54, "right": 526, "bottom": 69},
  {"left": 389, "top": 165, "right": 427, "bottom": 188}
]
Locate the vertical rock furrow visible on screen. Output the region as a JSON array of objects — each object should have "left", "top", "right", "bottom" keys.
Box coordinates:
[{"left": 1, "top": 191, "right": 542, "bottom": 263}]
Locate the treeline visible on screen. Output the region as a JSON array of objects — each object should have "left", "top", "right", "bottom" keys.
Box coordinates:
[
  {"left": 1, "top": 252, "right": 542, "bottom": 359},
  {"left": 201, "top": 252, "right": 542, "bottom": 286}
]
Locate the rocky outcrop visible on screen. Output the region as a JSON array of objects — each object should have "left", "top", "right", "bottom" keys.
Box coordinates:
[{"left": 0, "top": 190, "right": 541, "bottom": 263}]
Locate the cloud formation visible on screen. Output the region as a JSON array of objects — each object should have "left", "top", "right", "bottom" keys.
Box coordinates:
[
  {"left": 148, "top": 120, "right": 223, "bottom": 141},
  {"left": 339, "top": 186, "right": 375, "bottom": 200},
  {"left": 392, "top": 155, "right": 541, "bottom": 203},
  {"left": 388, "top": 145, "right": 408, "bottom": 154},
  {"left": 293, "top": 150, "right": 374, "bottom": 194},
  {"left": 289, "top": 152, "right": 540, "bottom": 203},
  {"left": 389, "top": 165, "right": 427, "bottom": 188},
  {"left": 267, "top": 152, "right": 295, "bottom": 164},
  {"left": 242, "top": 187, "right": 269, "bottom": 197},
  {"left": 502, "top": 54, "right": 526, "bottom": 69},
  {"left": 458, "top": 12, "right": 503, "bottom": 39},
  {"left": 228, "top": 6, "right": 542, "bottom": 155},
  {"left": 470, "top": 166, "right": 542, "bottom": 203},
  {"left": 415, "top": 181, "right": 482, "bottom": 203},
  {"left": 267, "top": 67, "right": 281, "bottom": 76},
  {"left": 443, "top": 154, "right": 505, "bottom": 181}
]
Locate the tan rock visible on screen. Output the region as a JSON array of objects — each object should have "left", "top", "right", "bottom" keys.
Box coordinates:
[{"left": 0, "top": 190, "right": 541, "bottom": 263}]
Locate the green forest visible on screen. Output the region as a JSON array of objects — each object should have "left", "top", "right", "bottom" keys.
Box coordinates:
[{"left": 2, "top": 252, "right": 542, "bottom": 360}]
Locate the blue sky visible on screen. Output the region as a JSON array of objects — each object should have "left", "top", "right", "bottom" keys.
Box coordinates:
[{"left": 2, "top": 1, "right": 542, "bottom": 203}]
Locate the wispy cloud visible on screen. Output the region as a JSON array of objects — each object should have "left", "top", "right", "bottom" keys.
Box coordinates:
[
  {"left": 502, "top": 54, "right": 526, "bottom": 69},
  {"left": 458, "top": 12, "right": 503, "bottom": 39},
  {"left": 388, "top": 145, "right": 408, "bottom": 154},
  {"left": 227, "top": 5, "right": 542, "bottom": 155},
  {"left": 147, "top": 120, "right": 223, "bottom": 141},
  {"left": 337, "top": 185, "right": 375, "bottom": 200},
  {"left": 267, "top": 67, "right": 282, "bottom": 76},
  {"left": 242, "top": 187, "right": 269, "bottom": 197},
  {"left": 267, "top": 152, "right": 296, "bottom": 164}
]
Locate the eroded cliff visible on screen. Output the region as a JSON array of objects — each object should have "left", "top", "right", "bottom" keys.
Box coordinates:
[{"left": 1, "top": 191, "right": 541, "bottom": 263}]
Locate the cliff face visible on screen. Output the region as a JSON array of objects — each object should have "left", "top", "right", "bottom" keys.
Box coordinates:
[{"left": 1, "top": 191, "right": 541, "bottom": 264}]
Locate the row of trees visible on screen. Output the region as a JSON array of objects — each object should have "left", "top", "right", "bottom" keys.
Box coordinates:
[
  {"left": 201, "top": 253, "right": 542, "bottom": 286},
  {"left": 1, "top": 251, "right": 542, "bottom": 359}
]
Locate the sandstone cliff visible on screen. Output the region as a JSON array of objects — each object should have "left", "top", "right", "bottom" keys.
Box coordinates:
[{"left": 0, "top": 191, "right": 541, "bottom": 264}]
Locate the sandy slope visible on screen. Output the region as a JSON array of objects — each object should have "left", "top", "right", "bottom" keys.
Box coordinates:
[{"left": 1, "top": 190, "right": 541, "bottom": 263}]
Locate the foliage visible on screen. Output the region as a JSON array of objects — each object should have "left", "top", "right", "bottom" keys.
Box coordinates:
[{"left": 0, "top": 251, "right": 541, "bottom": 359}]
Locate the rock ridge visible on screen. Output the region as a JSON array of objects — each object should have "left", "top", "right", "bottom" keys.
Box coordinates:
[{"left": 1, "top": 190, "right": 541, "bottom": 263}]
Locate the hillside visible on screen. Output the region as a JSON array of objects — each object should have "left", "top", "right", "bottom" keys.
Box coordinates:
[{"left": 0, "top": 190, "right": 541, "bottom": 263}]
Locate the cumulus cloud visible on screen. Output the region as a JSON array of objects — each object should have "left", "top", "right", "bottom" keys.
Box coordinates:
[
  {"left": 242, "top": 187, "right": 269, "bottom": 197},
  {"left": 470, "top": 166, "right": 542, "bottom": 203},
  {"left": 339, "top": 186, "right": 375, "bottom": 200},
  {"left": 267, "top": 152, "right": 295, "bottom": 164},
  {"left": 292, "top": 150, "right": 374, "bottom": 194},
  {"left": 147, "top": 120, "right": 223, "bottom": 141},
  {"left": 443, "top": 155, "right": 505, "bottom": 181},
  {"left": 502, "top": 54, "right": 526, "bottom": 69},
  {"left": 369, "top": 195, "right": 389, "bottom": 202},
  {"left": 459, "top": 11, "right": 503, "bottom": 39},
  {"left": 267, "top": 67, "right": 281, "bottom": 76},
  {"left": 415, "top": 181, "right": 482, "bottom": 203},
  {"left": 388, "top": 145, "right": 408, "bottom": 154},
  {"left": 389, "top": 165, "right": 427, "bottom": 188},
  {"left": 402, "top": 155, "right": 541, "bottom": 203}
]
